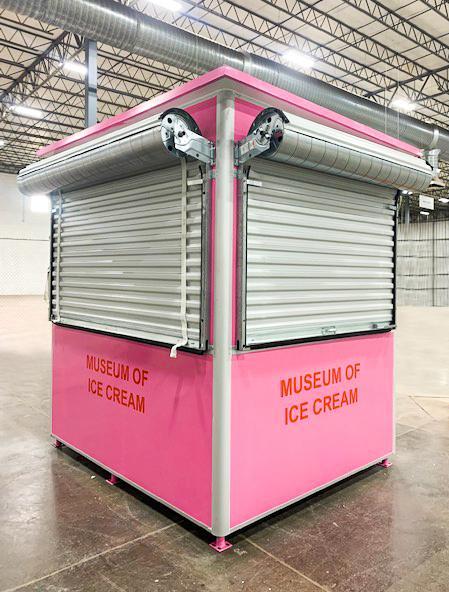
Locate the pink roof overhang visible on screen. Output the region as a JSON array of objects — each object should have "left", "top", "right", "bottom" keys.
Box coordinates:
[{"left": 38, "top": 66, "right": 421, "bottom": 158}]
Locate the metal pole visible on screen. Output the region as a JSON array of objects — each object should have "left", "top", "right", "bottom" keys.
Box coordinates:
[
  {"left": 404, "top": 195, "right": 410, "bottom": 224},
  {"left": 211, "top": 90, "right": 234, "bottom": 537},
  {"left": 432, "top": 218, "right": 435, "bottom": 306},
  {"left": 84, "top": 39, "right": 97, "bottom": 127}
]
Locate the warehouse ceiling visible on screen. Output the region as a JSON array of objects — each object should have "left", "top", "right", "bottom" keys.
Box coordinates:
[{"left": 0, "top": 0, "right": 449, "bottom": 211}]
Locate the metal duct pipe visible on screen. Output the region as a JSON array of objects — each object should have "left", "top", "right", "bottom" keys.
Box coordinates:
[{"left": 2, "top": 0, "right": 449, "bottom": 158}]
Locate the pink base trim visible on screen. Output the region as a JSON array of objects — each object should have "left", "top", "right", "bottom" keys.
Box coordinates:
[
  {"left": 106, "top": 474, "right": 119, "bottom": 485},
  {"left": 209, "top": 537, "right": 233, "bottom": 553},
  {"left": 379, "top": 459, "right": 393, "bottom": 468}
]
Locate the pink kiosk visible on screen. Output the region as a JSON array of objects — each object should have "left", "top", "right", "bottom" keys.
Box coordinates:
[{"left": 18, "top": 67, "right": 433, "bottom": 551}]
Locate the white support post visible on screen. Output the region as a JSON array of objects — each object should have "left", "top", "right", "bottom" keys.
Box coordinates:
[{"left": 211, "top": 90, "right": 235, "bottom": 537}]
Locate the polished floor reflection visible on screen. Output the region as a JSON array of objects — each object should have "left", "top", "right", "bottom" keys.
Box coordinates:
[{"left": 0, "top": 298, "right": 448, "bottom": 592}]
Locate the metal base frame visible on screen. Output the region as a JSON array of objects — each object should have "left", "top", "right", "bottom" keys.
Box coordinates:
[
  {"left": 379, "top": 458, "right": 393, "bottom": 468},
  {"left": 52, "top": 434, "right": 393, "bottom": 539}
]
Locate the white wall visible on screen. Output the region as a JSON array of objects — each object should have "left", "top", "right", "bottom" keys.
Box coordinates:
[{"left": 0, "top": 173, "right": 50, "bottom": 295}]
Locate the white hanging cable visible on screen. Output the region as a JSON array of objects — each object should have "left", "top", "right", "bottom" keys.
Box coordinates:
[{"left": 170, "top": 158, "right": 189, "bottom": 358}]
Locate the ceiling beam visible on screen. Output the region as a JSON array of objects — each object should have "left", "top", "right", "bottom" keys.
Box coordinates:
[{"left": 174, "top": 0, "right": 449, "bottom": 119}]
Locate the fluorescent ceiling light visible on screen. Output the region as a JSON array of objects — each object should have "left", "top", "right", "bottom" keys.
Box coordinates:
[
  {"left": 391, "top": 98, "right": 416, "bottom": 112},
  {"left": 439, "top": 197, "right": 449, "bottom": 203},
  {"left": 62, "top": 60, "right": 87, "bottom": 76},
  {"left": 283, "top": 49, "right": 315, "bottom": 71},
  {"left": 30, "top": 193, "right": 50, "bottom": 213},
  {"left": 420, "top": 210, "right": 430, "bottom": 216},
  {"left": 148, "top": 0, "right": 182, "bottom": 11},
  {"left": 10, "top": 104, "right": 43, "bottom": 119}
]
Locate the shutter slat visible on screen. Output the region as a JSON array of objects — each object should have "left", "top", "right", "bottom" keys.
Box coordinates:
[
  {"left": 242, "top": 160, "right": 396, "bottom": 346},
  {"left": 51, "top": 163, "right": 205, "bottom": 349}
]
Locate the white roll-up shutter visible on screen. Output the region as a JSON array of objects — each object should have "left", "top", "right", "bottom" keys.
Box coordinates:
[
  {"left": 51, "top": 162, "right": 208, "bottom": 350},
  {"left": 240, "top": 159, "right": 396, "bottom": 347}
]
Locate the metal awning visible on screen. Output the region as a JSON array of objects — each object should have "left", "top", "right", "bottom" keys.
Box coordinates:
[{"left": 238, "top": 109, "right": 433, "bottom": 193}]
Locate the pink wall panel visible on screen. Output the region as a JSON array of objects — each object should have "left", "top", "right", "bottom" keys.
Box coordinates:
[
  {"left": 230, "top": 332, "right": 394, "bottom": 528},
  {"left": 185, "top": 97, "right": 217, "bottom": 141},
  {"left": 234, "top": 98, "right": 264, "bottom": 141},
  {"left": 52, "top": 325, "right": 213, "bottom": 527}
]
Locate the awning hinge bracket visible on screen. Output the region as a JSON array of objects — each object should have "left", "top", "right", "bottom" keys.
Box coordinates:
[
  {"left": 235, "top": 136, "right": 270, "bottom": 165},
  {"left": 424, "top": 147, "right": 445, "bottom": 187},
  {"left": 173, "top": 130, "right": 214, "bottom": 164},
  {"left": 235, "top": 107, "right": 288, "bottom": 165},
  {"left": 161, "top": 109, "right": 215, "bottom": 164}
]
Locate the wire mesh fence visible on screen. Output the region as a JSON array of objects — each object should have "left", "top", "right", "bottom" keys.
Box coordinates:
[{"left": 397, "top": 218, "right": 449, "bottom": 306}]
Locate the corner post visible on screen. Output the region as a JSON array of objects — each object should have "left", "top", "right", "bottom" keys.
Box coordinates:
[{"left": 211, "top": 90, "right": 235, "bottom": 542}]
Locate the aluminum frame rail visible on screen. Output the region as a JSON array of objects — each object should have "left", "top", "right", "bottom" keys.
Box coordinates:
[
  {"left": 17, "top": 110, "right": 214, "bottom": 196},
  {"left": 238, "top": 109, "right": 433, "bottom": 193}
]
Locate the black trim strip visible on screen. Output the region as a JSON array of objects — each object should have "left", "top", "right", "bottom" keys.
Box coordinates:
[
  {"left": 51, "top": 321, "right": 206, "bottom": 355},
  {"left": 48, "top": 192, "right": 56, "bottom": 322},
  {"left": 243, "top": 326, "right": 394, "bottom": 351},
  {"left": 392, "top": 190, "right": 399, "bottom": 328}
]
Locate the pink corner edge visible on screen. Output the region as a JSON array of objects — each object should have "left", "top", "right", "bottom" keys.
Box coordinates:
[
  {"left": 37, "top": 67, "right": 229, "bottom": 157},
  {"left": 37, "top": 65, "right": 420, "bottom": 158}
]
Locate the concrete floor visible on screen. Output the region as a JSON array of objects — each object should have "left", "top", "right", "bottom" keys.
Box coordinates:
[{"left": 0, "top": 297, "right": 449, "bottom": 592}]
